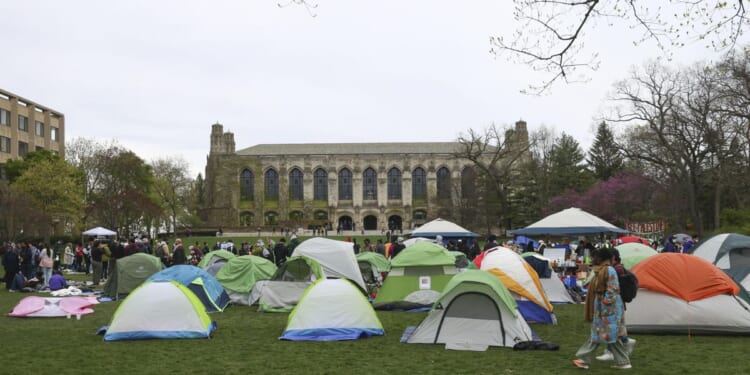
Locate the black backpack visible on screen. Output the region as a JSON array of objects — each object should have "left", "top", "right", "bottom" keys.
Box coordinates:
[{"left": 619, "top": 268, "right": 639, "bottom": 303}]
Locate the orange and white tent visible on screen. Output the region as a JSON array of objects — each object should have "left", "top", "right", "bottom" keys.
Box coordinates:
[
  {"left": 479, "top": 247, "right": 555, "bottom": 324},
  {"left": 626, "top": 253, "right": 750, "bottom": 334}
]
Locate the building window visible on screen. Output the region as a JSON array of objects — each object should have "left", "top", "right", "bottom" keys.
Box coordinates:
[
  {"left": 239, "top": 212, "right": 255, "bottom": 226},
  {"left": 289, "top": 168, "right": 303, "bottom": 201},
  {"left": 412, "top": 167, "right": 426, "bottom": 200},
  {"left": 289, "top": 210, "right": 304, "bottom": 223},
  {"left": 387, "top": 167, "right": 402, "bottom": 200},
  {"left": 264, "top": 211, "right": 279, "bottom": 226},
  {"left": 18, "top": 141, "right": 28, "bottom": 157},
  {"left": 437, "top": 167, "right": 451, "bottom": 199},
  {"left": 240, "top": 169, "right": 254, "bottom": 201},
  {"left": 338, "top": 168, "right": 352, "bottom": 200},
  {"left": 35, "top": 121, "right": 44, "bottom": 137},
  {"left": 363, "top": 167, "right": 377, "bottom": 201},
  {"left": 51, "top": 127, "right": 59, "bottom": 141},
  {"left": 0, "top": 136, "right": 10, "bottom": 153},
  {"left": 18, "top": 115, "right": 28, "bottom": 132},
  {"left": 313, "top": 168, "right": 328, "bottom": 201},
  {"left": 0, "top": 109, "right": 10, "bottom": 126},
  {"left": 264, "top": 168, "right": 279, "bottom": 200}
]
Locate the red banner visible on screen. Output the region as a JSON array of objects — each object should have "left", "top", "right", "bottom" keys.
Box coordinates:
[{"left": 626, "top": 221, "right": 666, "bottom": 234}]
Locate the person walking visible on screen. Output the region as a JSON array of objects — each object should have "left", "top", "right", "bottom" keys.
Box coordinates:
[
  {"left": 596, "top": 249, "right": 636, "bottom": 362},
  {"left": 572, "top": 247, "right": 631, "bottom": 370}
]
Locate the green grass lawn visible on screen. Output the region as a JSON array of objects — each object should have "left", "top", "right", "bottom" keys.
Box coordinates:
[{"left": 2, "top": 283, "right": 748, "bottom": 375}]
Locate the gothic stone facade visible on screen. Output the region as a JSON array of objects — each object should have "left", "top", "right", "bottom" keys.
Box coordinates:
[{"left": 201, "top": 122, "right": 529, "bottom": 232}]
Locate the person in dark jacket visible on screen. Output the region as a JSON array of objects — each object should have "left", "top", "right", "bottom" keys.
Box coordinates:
[
  {"left": 273, "top": 238, "right": 287, "bottom": 266},
  {"left": 171, "top": 239, "right": 187, "bottom": 266},
  {"left": 3, "top": 244, "right": 20, "bottom": 290}
]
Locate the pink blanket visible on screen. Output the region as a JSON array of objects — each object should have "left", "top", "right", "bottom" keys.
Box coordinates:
[{"left": 8, "top": 296, "right": 99, "bottom": 318}]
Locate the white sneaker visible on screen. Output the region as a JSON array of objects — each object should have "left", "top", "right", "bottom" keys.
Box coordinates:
[
  {"left": 625, "top": 338, "right": 636, "bottom": 355},
  {"left": 596, "top": 351, "right": 614, "bottom": 361}
]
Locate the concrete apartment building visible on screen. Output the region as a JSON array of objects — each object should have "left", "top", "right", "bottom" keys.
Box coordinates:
[{"left": 0, "top": 88, "right": 65, "bottom": 168}]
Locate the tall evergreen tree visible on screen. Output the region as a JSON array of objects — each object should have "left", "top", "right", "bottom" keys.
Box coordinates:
[
  {"left": 587, "top": 122, "right": 624, "bottom": 181},
  {"left": 548, "top": 133, "right": 592, "bottom": 196}
]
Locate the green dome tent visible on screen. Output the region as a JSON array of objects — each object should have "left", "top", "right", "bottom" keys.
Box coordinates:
[
  {"left": 373, "top": 241, "right": 457, "bottom": 310},
  {"left": 615, "top": 242, "right": 658, "bottom": 270},
  {"left": 258, "top": 256, "right": 326, "bottom": 312},
  {"left": 214, "top": 255, "right": 277, "bottom": 305},
  {"left": 104, "top": 253, "right": 163, "bottom": 300},
  {"left": 406, "top": 270, "right": 534, "bottom": 349}
]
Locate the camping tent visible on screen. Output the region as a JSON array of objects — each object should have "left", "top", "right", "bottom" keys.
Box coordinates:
[
  {"left": 355, "top": 252, "right": 389, "bottom": 295},
  {"left": 104, "top": 253, "right": 163, "bottom": 299},
  {"left": 479, "top": 247, "right": 556, "bottom": 323},
  {"left": 146, "top": 265, "right": 230, "bottom": 312},
  {"left": 512, "top": 207, "right": 627, "bottom": 236},
  {"left": 615, "top": 242, "right": 658, "bottom": 270},
  {"left": 625, "top": 253, "right": 750, "bottom": 334},
  {"left": 82, "top": 227, "right": 117, "bottom": 237},
  {"left": 406, "top": 270, "right": 534, "bottom": 349},
  {"left": 8, "top": 296, "right": 99, "bottom": 318},
  {"left": 291, "top": 237, "right": 366, "bottom": 291},
  {"left": 256, "top": 256, "right": 325, "bottom": 312},
  {"left": 103, "top": 280, "right": 216, "bottom": 341},
  {"left": 410, "top": 218, "right": 479, "bottom": 239},
  {"left": 373, "top": 241, "right": 458, "bottom": 310},
  {"left": 280, "top": 278, "right": 384, "bottom": 341},
  {"left": 520, "top": 252, "right": 574, "bottom": 304},
  {"left": 214, "top": 255, "right": 277, "bottom": 305},
  {"left": 618, "top": 235, "right": 651, "bottom": 246},
  {"left": 197, "top": 249, "right": 236, "bottom": 275},
  {"left": 692, "top": 233, "right": 750, "bottom": 293}
]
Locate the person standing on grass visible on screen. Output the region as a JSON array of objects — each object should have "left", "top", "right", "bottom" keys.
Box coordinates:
[
  {"left": 38, "top": 243, "right": 54, "bottom": 289},
  {"left": 572, "top": 247, "right": 631, "bottom": 370},
  {"left": 3, "top": 243, "right": 20, "bottom": 290},
  {"left": 91, "top": 241, "right": 104, "bottom": 285}
]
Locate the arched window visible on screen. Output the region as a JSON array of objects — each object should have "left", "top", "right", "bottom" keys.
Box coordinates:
[
  {"left": 289, "top": 168, "right": 303, "bottom": 201},
  {"left": 239, "top": 212, "right": 254, "bottom": 226},
  {"left": 363, "top": 167, "right": 377, "bottom": 201},
  {"left": 314, "top": 168, "right": 328, "bottom": 201},
  {"left": 387, "top": 167, "right": 402, "bottom": 200},
  {"left": 461, "top": 167, "right": 477, "bottom": 200},
  {"left": 412, "top": 167, "right": 426, "bottom": 200},
  {"left": 240, "top": 169, "right": 254, "bottom": 201},
  {"left": 264, "top": 168, "right": 279, "bottom": 200},
  {"left": 437, "top": 167, "right": 451, "bottom": 199},
  {"left": 338, "top": 168, "right": 352, "bottom": 200}
]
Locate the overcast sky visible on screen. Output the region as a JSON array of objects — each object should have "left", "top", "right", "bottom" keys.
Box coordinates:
[{"left": 1, "top": 1, "right": 744, "bottom": 176}]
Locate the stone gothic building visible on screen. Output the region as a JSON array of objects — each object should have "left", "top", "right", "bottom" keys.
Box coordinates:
[{"left": 201, "top": 121, "right": 529, "bottom": 232}]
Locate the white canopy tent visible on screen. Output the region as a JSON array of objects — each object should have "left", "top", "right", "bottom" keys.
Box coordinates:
[
  {"left": 82, "top": 227, "right": 117, "bottom": 237},
  {"left": 410, "top": 218, "right": 479, "bottom": 239},
  {"left": 512, "top": 208, "right": 627, "bottom": 236}
]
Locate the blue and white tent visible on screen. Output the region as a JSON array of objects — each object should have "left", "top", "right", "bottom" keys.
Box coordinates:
[
  {"left": 512, "top": 207, "right": 627, "bottom": 236},
  {"left": 104, "top": 280, "right": 216, "bottom": 341},
  {"left": 280, "top": 278, "right": 384, "bottom": 341},
  {"left": 146, "top": 265, "right": 230, "bottom": 313}
]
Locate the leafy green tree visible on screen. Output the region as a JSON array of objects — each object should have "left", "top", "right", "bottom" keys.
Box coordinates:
[
  {"left": 11, "top": 158, "right": 84, "bottom": 240},
  {"left": 88, "top": 149, "right": 159, "bottom": 237},
  {"left": 587, "top": 122, "right": 624, "bottom": 180},
  {"left": 3, "top": 149, "right": 59, "bottom": 183},
  {"left": 151, "top": 157, "right": 193, "bottom": 235}
]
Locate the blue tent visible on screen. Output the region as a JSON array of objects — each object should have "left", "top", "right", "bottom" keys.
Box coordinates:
[
  {"left": 146, "top": 265, "right": 229, "bottom": 313},
  {"left": 514, "top": 235, "right": 539, "bottom": 249}
]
